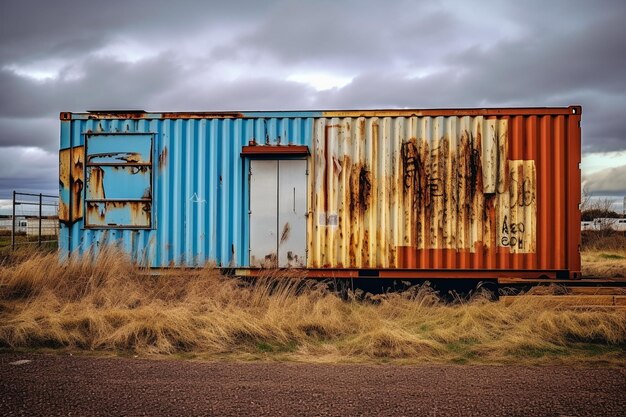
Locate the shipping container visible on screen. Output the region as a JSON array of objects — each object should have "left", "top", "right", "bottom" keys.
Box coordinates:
[{"left": 59, "top": 106, "right": 582, "bottom": 279}]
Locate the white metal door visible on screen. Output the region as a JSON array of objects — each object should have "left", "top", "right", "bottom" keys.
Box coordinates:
[
  {"left": 249, "top": 159, "right": 307, "bottom": 267},
  {"left": 249, "top": 160, "right": 278, "bottom": 267},
  {"left": 278, "top": 159, "right": 307, "bottom": 267}
]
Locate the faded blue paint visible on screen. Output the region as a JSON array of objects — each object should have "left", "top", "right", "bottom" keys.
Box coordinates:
[
  {"left": 60, "top": 115, "right": 315, "bottom": 267},
  {"left": 86, "top": 166, "right": 151, "bottom": 200},
  {"left": 68, "top": 111, "right": 324, "bottom": 120},
  {"left": 86, "top": 134, "right": 153, "bottom": 164},
  {"left": 85, "top": 201, "right": 151, "bottom": 228},
  {"left": 59, "top": 120, "right": 71, "bottom": 258}
]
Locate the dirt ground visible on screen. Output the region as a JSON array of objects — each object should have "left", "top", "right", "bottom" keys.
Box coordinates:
[{"left": 1, "top": 353, "right": 625, "bottom": 416}]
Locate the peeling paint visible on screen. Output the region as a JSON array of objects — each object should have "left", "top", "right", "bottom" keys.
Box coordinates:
[
  {"left": 86, "top": 201, "right": 151, "bottom": 227},
  {"left": 158, "top": 146, "right": 168, "bottom": 171},
  {"left": 308, "top": 116, "right": 538, "bottom": 268},
  {"left": 87, "top": 151, "right": 143, "bottom": 164},
  {"left": 59, "top": 148, "right": 71, "bottom": 223},
  {"left": 59, "top": 108, "right": 581, "bottom": 275},
  {"left": 70, "top": 146, "right": 85, "bottom": 222},
  {"left": 84, "top": 134, "right": 153, "bottom": 228}
]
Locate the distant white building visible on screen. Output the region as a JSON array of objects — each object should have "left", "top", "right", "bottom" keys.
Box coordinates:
[
  {"left": 615, "top": 218, "right": 626, "bottom": 231},
  {"left": 582, "top": 218, "right": 626, "bottom": 231},
  {"left": 0, "top": 217, "right": 58, "bottom": 235},
  {"left": 0, "top": 217, "right": 27, "bottom": 233},
  {"left": 25, "top": 218, "right": 59, "bottom": 236},
  {"left": 581, "top": 221, "right": 594, "bottom": 231}
]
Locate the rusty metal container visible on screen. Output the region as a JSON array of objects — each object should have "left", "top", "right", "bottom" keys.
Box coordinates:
[{"left": 59, "top": 106, "right": 582, "bottom": 279}]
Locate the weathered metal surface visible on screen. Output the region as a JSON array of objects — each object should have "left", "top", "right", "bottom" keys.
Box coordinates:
[
  {"left": 70, "top": 146, "right": 84, "bottom": 223},
  {"left": 60, "top": 107, "right": 580, "bottom": 277},
  {"left": 62, "top": 107, "right": 581, "bottom": 120},
  {"left": 59, "top": 148, "right": 70, "bottom": 223},
  {"left": 249, "top": 159, "right": 279, "bottom": 267},
  {"left": 307, "top": 112, "right": 580, "bottom": 276},
  {"left": 85, "top": 201, "right": 151, "bottom": 228},
  {"left": 83, "top": 133, "right": 153, "bottom": 229},
  {"left": 60, "top": 116, "right": 314, "bottom": 267},
  {"left": 86, "top": 134, "right": 152, "bottom": 164},
  {"left": 277, "top": 159, "right": 307, "bottom": 267},
  {"left": 241, "top": 145, "right": 309, "bottom": 156},
  {"left": 245, "top": 157, "right": 308, "bottom": 268},
  {"left": 85, "top": 166, "right": 151, "bottom": 200}
]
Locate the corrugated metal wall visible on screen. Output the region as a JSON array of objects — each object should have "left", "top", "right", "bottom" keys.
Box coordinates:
[
  {"left": 60, "top": 115, "right": 315, "bottom": 267},
  {"left": 308, "top": 112, "right": 581, "bottom": 275},
  {"left": 60, "top": 108, "right": 581, "bottom": 276}
]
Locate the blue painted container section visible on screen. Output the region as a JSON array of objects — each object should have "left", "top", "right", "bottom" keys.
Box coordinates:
[
  {"left": 87, "top": 134, "right": 153, "bottom": 164},
  {"left": 60, "top": 116, "right": 316, "bottom": 267},
  {"left": 86, "top": 166, "right": 152, "bottom": 200}
]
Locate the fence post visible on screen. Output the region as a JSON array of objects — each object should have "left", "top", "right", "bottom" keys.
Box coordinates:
[
  {"left": 11, "top": 190, "right": 16, "bottom": 250},
  {"left": 38, "top": 193, "right": 42, "bottom": 247}
]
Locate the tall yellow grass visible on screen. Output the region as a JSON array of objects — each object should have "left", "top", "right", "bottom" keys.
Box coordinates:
[
  {"left": 582, "top": 251, "right": 626, "bottom": 278},
  {"left": 581, "top": 231, "right": 626, "bottom": 278},
  {"left": 1, "top": 248, "right": 625, "bottom": 364}
]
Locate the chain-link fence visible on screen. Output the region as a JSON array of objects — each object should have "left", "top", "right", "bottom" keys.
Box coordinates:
[{"left": 0, "top": 192, "right": 59, "bottom": 250}]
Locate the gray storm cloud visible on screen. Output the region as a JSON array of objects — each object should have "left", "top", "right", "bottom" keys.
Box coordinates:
[
  {"left": 0, "top": 0, "right": 625, "bottom": 199},
  {"left": 583, "top": 166, "right": 626, "bottom": 196}
]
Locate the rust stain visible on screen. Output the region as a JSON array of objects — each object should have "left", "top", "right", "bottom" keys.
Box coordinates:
[
  {"left": 59, "top": 148, "right": 71, "bottom": 223},
  {"left": 86, "top": 202, "right": 106, "bottom": 223},
  {"left": 127, "top": 165, "right": 150, "bottom": 175},
  {"left": 323, "top": 125, "right": 335, "bottom": 215},
  {"left": 87, "top": 112, "right": 146, "bottom": 120},
  {"left": 280, "top": 222, "right": 291, "bottom": 244},
  {"left": 309, "top": 115, "right": 545, "bottom": 268},
  {"left": 88, "top": 166, "right": 105, "bottom": 199},
  {"left": 401, "top": 137, "right": 429, "bottom": 210},
  {"left": 129, "top": 201, "right": 151, "bottom": 227},
  {"left": 58, "top": 201, "right": 70, "bottom": 224},
  {"left": 123, "top": 152, "right": 142, "bottom": 163},
  {"left": 262, "top": 253, "right": 278, "bottom": 268},
  {"left": 161, "top": 112, "right": 244, "bottom": 119},
  {"left": 467, "top": 130, "right": 483, "bottom": 201},
  {"left": 241, "top": 145, "right": 309, "bottom": 156},
  {"left": 348, "top": 163, "right": 371, "bottom": 216},
  {"left": 87, "top": 151, "right": 144, "bottom": 164},
  {"left": 70, "top": 146, "right": 84, "bottom": 222},
  {"left": 86, "top": 201, "right": 150, "bottom": 227},
  {"left": 286, "top": 251, "right": 304, "bottom": 267},
  {"left": 158, "top": 146, "right": 168, "bottom": 171}
]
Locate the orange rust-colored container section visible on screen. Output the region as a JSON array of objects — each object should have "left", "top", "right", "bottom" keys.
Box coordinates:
[
  {"left": 305, "top": 107, "right": 582, "bottom": 280},
  {"left": 59, "top": 106, "right": 582, "bottom": 279}
]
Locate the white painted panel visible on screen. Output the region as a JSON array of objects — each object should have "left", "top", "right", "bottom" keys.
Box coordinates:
[
  {"left": 278, "top": 159, "right": 307, "bottom": 267},
  {"left": 249, "top": 160, "right": 278, "bottom": 267}
]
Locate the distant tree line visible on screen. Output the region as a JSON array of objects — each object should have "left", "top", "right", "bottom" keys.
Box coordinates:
[
  {"left": 581, "top": 209, "right": 622, "bottom": 221},
  {"left": 580, "top": 189, "right": 623, "bottom": 221}
]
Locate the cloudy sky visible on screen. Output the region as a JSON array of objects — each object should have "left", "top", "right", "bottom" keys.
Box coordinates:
[{"left": 1, "top": 0, "right": 625, "bottom": 212}]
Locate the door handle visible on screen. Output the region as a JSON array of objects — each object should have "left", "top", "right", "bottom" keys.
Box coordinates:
[{"left": 293, "top": 187, "right": 296, "bottom": 213}]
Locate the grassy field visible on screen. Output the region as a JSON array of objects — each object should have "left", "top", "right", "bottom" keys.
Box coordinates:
[
  {"left": 1, "top": 248, "right": 625, "bottom": 365},
  {"left": 581, "top": 230, "right": 626, "bottom": 278},
  {"left": 582, "top": 251, "right": 626, "bottom": 278}
]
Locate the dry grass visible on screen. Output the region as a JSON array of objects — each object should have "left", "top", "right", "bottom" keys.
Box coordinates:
[
  {"left": 580, "top": 231, "right": 626, "bottom": 278},
  {"left": 582, "top": 251, "right": 626, "bottom": 278},
  {"left": 581, "top": 230, "right": 626, "bottom": 279},
  {"left": 1, "top": 248, "right": 625, "bottom": 365}
]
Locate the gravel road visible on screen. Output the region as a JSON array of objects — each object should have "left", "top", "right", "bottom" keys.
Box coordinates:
[{"left": 1, "top": 352, "right": 624, "bottom": 416}]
